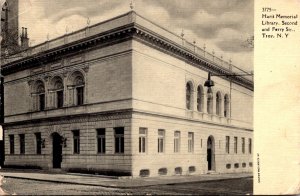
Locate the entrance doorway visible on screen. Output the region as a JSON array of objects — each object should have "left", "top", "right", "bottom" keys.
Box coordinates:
[
  {"left": 52, "top": 132, "right": 62, "bottom": 168},
  {"left": 207, "top": 136, "right": 215, "bottom": 171}
]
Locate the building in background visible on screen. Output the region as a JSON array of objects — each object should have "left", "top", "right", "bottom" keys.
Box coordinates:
[
  {"left": 2, "top": 10, "right": 253, "bottom": 177},
  {"left": 1, "top": 0, "right": 20, "bottom": 54}
]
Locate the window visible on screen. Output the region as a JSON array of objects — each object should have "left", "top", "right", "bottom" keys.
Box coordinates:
[
  {"left": 207, "top": 88, "right": 213, "bottom": 114},
  {"left": 189, "top": 166, "right": 196, "bottom": 173},
  {"left": 114, "top": 127, "right": 124, "bottom": 153},
  {"left": 249, "top": 138, "right": 252, "bottom": 154},
  {"left": 174, "top": 131, "right": 180, "bottom": 153},
  {"left": 158, "top": 129, "right": 165, "bottom": 153},
  {"left": 76, "top": 86, "right": 84, "bottom": 106},
  {"left": 188, "top": 132, "right": 194, "bottom": 153},
  {"left": 39, "top": 94, "right": 45, "bottom": 111},
  {"left": 97, "top": 129, "right": 106, "bottom": 154},
  {"left": 9, "top": 135, "right": 14, "bottom": 154},
  {"left": 234, "top": 137, "right": 238, "bottom": 154},
  {"left": 139, "top": 169, "right": 150, "bottom": 177},
  {"left": 158, "top": 168, "right": 167, "bottom": 175},
  {"left": 35, "top": 81, "right": 45, "bottom": 111},
  {"left": 73, "top": 130, "right": 80, "bottom": 154},
  {"left": 234, "top": 163, "right": 239, "bottom": 168},
  {"left": 57, "top": 90, "right": 64, "bottom": 108},
  {"left": 226, "top": 136, "right": 230, "bottom": 154},
  {"left": 175, "top": 167, "right": 182, "bottom": 175},
  {"left": 139, "top": 128, "right": 147, "bottom": 153},
  {"left": 35, "top": 132, "right": 42, "bottom": 154},
  {"left": 69, "top": 72, "right": 85, "bottom": 106},
  {"left": 242, "top": 137, "right": 245, "bottom": 154},
  {"left": 224, "top": 94, "right": 230, "bottom": 117},
  {"left": 52, "top": 78, "right": 64, "bottom": 108},
  {"left": 197, "top": 85, "right": 203, "bottom": 112},
  {"left": 216, "top": 91, "right": 221, "bottom": 116},
  {"left": 186, "top": 82, "right": 192, "bottom": 110},
  {"left": 19, "top": 134, "right": 25, "bottom": 154}
]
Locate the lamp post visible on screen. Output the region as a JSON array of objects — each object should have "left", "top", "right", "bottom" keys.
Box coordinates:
[
  {"left": 204, "top": 72, "right": 253, "bottom": 118},
  {"left": 204, "top": 72, "right": 253, "bottom": 89}
]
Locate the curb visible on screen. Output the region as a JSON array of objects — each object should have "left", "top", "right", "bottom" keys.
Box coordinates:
[
  {"left": 2, "top": 175, "right": 119, "bottom": 188},
  {"left": 2, "top": 174, "right": 253, "bottom": 189}
]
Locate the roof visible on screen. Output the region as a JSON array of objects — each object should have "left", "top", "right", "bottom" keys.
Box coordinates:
[{"left": 1, "top": 11, "right": 253, "bottom": 90}]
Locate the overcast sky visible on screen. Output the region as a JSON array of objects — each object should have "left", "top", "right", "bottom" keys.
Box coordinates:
[{"left": 19, "top": 0, "right": 253, "bottom": 72}]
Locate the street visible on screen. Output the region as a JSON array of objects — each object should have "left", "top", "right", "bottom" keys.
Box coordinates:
[{"left": 1, "top": 177, "right": 253, "bottom": 195}]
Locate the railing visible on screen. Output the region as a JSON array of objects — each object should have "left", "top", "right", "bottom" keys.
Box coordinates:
[{"left": 3, "top": 11, "right": 253, "bottom": 82}]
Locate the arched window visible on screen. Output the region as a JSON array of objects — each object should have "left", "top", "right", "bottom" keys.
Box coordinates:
[
  {"left": 207, "top": 88, "right": 213, "bottom": 114},
  {"left": 186, "top": 82, "right": 192, "bottom": 110},
  {"left": 224, "top": 94, "right": 230, "bottom": 117},
  {"left": 35, "top": 81, "right": 45, "bottom": 111},
  {"left": 69, "top": 71, "right": 85, "bottom": 106},
  {"left": 74, "top": 76, "right": 84, "bottom": 105},
  {"left": 53, "top": 78, "right": 64, "bottom": 108},
  {"left": 216, "top": 91, "right": 222, "bottom": 116},
  {"left": 197, "top": 85, "right": 204, "bottom": 112}
]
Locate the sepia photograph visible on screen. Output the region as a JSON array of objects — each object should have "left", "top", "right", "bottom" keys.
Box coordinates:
[{"left": 1, "top": 0, "right": 289, "bottom": 195}]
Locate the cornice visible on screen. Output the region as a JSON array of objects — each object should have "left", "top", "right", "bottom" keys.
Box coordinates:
[
  {"left": 2, "top": 22, "right": 253, "bottom": 90},
  {"left": 2, "top": 24, "right": 135, "bottom": 75},
  {"left": 3, "top": 108, "right": 252, "bottom": 132},
  {"left": 3, "top": 109, "right": 133, "bottom": 129},
  {"left": 131, "top": 109, "right": 253, "bottom": 132},
  {"left": 131, "top": 25, "right": 253, "bottom": 91}
]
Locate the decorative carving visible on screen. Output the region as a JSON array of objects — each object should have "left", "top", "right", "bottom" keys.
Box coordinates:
[
  {"left": 27, "top": 80, "right": 34, "bottom": 86},
  {"left": 43, "top": 75, "right": 51, "bottom": 82},
  {"left": 82, "top": 64, "right": 89, "bottom": 73},
  {"left": 62, "top": 70, "right": 68, "bottom": 78}
]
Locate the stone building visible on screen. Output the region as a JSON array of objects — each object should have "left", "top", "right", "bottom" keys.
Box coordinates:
[{"left": 2, "top": 11, "right": 253, "bottom": 177}]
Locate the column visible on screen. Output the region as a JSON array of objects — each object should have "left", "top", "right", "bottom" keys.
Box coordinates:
[
  {"left": 203, "top": 93, "right": 207, "bottom": 113},
  {"left": 106, "top": 127, "right": 114, "bottom": 154},
  {"left": 220, "top": 96, "right": 224, "bottom": 117},
  {"left": 68, "top": 87, "right": 75, "bottom": 106},
  {"left": 32, "top": 94, "right": 37, "bottom": 111},
  {"left": 212, "top": 92, "right": 216, "bottom": 115}
]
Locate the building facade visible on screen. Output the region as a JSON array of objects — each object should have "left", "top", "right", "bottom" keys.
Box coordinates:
[{"left": 2, "top": 11, "right": 253, "bottom": 177}]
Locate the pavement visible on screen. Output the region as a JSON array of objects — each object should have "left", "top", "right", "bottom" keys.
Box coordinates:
[{"left": 0, "top": 169, "right": 252, "bottom": 188}]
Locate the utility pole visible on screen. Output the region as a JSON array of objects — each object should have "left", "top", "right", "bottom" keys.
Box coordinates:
[{"left": 0, "top": 0, "right": 6, "bottom": 167}]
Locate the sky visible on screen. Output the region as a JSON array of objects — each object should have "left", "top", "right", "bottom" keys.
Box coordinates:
[{"left": 18, "top": 0, "right": 254, "bottom": 72}]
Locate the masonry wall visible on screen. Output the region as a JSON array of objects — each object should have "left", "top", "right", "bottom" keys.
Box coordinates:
[
  {"left": 130, "top": 113, "right": 253, "bottom": 177},
  {"left": 4, "top": 40, "right": 133, "bottom": 123},
  {"left": 132, "top": 40, "right": 253, "bottom": 129},
  {"left": 4, "top": 117, "right": 133, "bottom": 175}
]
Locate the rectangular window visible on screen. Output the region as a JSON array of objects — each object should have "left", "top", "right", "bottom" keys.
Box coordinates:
[
  {"left": 174, "top": 131, "right": 180, "bottom": 153},
  {"left": 188, "top": 132, "right": 194, "bottom": 153},
  {"left": 242, "top": 137, "right": 245, "bottom": 154},
  {"left": 158, "top": 129, "right": 165, "bottom": 153},
  {"left": 139, "top": 128, "right": 147, "bottom": 153},
  {"left": 19, "top": 134, "right": 25, "bottom": 154},
  {"left": 97, "top": 128, "right": 106, "bottom": 154},
  {"left": 9, "top": 135, "right": 14, "bottom": 154},
  {"left": 114, "top": 127, "right": 124, "bottom": 153},
  {"left": 76, "top": 87, "right": 84, "bottom": 105},
  {"left": 73, "top": 130, "right": 80, "bottom": 154},
  {"left": 57, "top": 90, "right": 64, "bottom": 108},
  {"left": 249, "top": 138, "right": 252, "bottom": 154},
  {"left": 234, "top": 137, "right": 238, "bottom": 154},
  {"left": 226, "top": 136, "right": 230, "bottom": 154},
  {"left": 39, "top": 94, "right": 45, "bottom": 111},
  {"left": 35, "top": 132, "right": 42, "bottom": 154}
]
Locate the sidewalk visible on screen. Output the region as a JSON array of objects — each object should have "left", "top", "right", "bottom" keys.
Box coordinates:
[{"left": 0, "top": 170, "right": 252, "bottom": 188}]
